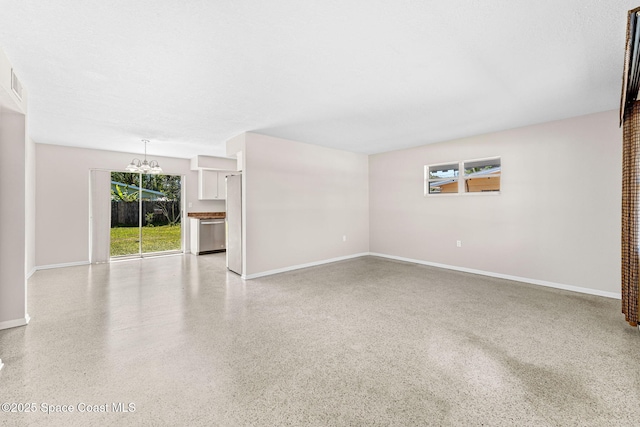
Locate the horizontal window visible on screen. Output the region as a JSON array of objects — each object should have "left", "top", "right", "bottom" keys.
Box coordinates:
[
  {"left": 464, "top": 158, "right": 501, "bottom": 193},
  {"left": 425, "top": 157, "right": 501, "bottom": 195},
  {"left": 427, "top": 163, "right": 459, "bottom": 194}
]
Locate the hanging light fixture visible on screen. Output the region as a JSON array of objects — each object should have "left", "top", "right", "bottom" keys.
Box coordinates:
[{"left": 126, "top": 139, "right": 163, "bottom": 174}]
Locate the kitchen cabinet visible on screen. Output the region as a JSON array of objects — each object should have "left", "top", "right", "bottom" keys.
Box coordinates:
[
  {"left": 217, "top": 172, "right": 227, "bottom": 199},
  {"left": 198, "top": 170, "right": 217, "bottom": 200},
  {"left": 198, "top": 170, "right": 236, "bottom": 200},
  {"left": 198, "top": 169, "right": 226, "bottom": 200}
]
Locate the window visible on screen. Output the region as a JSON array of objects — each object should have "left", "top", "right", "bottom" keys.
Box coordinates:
[
  {"left": 463, "top": 158, "right": 501, "bottom": 193},
  {"left": 425, "top": 157, "right": 501, "bottom": 195},
  {"left": 426, "top": 163, "right": 459, "bottom": 194}
]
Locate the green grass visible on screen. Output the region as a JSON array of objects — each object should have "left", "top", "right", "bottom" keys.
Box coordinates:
[{"left": 110, "top": 225, "right": 181, "bottom": 257}]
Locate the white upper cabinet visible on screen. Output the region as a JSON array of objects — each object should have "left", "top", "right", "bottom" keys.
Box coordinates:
[
  {"left": 199, "top": 169, "right": 219, "bottom": 200},
  {"left": 198, "top": 170, "right": 236, "bottom": 200},
  {"left": 192, "top": 155, "right": 239, "bottom": 200},
  {"left": 217, "top": 172, "right": 228, "bottom": 199}
]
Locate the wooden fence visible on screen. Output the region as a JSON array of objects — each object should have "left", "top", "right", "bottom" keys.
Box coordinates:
[{"left": 111, "top": 201, "right": 180, "bottom": 227}]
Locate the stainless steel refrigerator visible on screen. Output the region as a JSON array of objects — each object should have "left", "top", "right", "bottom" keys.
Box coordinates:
[{"left": 225, "top": 174, "right": 242, "bottom": 275}]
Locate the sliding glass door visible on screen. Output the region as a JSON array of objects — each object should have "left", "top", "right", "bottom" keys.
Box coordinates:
[
  {"left": 110, "top": 172, "right": 182, "bottom": 258},
  {"left": 140, "top": 174, "right": 181, "bottom": 255}
]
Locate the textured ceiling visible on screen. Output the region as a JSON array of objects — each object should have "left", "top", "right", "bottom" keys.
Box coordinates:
[{"left": 0, "top": 1, "right": 635, "bottom": 159}]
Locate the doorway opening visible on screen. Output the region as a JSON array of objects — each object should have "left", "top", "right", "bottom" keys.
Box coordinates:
[{"left": 110, "top": 172, "right": 183, "bottom": 258}]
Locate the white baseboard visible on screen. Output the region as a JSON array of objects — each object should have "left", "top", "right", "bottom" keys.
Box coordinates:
[
  {"left": 36, "top": 261, "right": 90, "bottom": 271},
  {"left": 243, "top": 252, "right": 621, "bottom": 300},
  {"left": 31, "top": 254, "right": 620, "bottom": 299},
  {"left": 243, "top": 253, "right": 370, "bottom": 280},
  {"left": 369, "top": 253, "right": 621, "bottom": 300},
  {"left": 26, "top": 267, "right": 37, "bottom": 279},
  {"left": 0, "top": 314, "right": 30, "bottom": 331}
]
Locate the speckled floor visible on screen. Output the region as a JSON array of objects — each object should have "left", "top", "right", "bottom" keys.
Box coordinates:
[{"left": 0, "top": 254, "right": 639, "bottom": 426}]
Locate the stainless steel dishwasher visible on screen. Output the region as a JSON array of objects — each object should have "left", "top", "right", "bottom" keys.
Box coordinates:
[{"left": 198, "top": 218, "right": 226, "bottom": 254}]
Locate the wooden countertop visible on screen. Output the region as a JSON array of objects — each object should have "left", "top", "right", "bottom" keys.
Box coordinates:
[{"left": 187, "top": 212, "right": 225, "bottom": 219}]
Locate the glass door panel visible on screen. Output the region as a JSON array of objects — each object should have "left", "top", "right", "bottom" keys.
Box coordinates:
[
  {"left": 110, "top": 172, "right": 182, "bottom": 258},
  {"left": 110, "top": 172, "right": 141, "bottom": 257},
  {"left": 141, "top": 174, "right": 182, "bottom": 254}
]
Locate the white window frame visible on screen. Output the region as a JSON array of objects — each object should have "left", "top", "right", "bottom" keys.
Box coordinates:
[
  {"left": 424, "top": 162, "right": 460, "bottom": 195},
  {"left": 424, "top": 157, "right": 501, "bottom": 196}
]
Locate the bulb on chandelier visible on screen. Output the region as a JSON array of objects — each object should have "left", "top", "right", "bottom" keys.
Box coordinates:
[{"left": 126, "top": 140, "right": 163, "bottom": 174}]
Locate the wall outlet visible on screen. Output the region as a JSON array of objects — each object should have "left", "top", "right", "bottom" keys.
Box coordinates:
[
  {"left": 343, "top": 235, "right": 347, "bottom": 242},
  {"left": 456, "top": 240, "right": 462, "bottom": 247},
  {"left": 188, "top": 202, "right": 193, "bottom": 208}
]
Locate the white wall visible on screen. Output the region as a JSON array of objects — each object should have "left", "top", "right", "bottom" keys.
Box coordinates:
[
  {"left": 34, "top": 110, "right": 623, "bottom": 296},
  {"left": 242, "top": 133, "right": 369, "bottom": 277},
  {"left": 369, "top": 110, "right": 622, "bottom": 296},
  {"left": 0, "top": 107, "right": 28, "bottom": 328},
  {"left": 26, "top": 135, "right": 36, "bottom": 277},
  {"left": 0, "top": 46, "right": 30, "bottom": 331},
  {"left": 35, "top": 144, "right": 232, "bottom": 267}
]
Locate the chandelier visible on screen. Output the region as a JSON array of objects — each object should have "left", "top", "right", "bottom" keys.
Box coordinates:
[{"left": 126, "top": 139, "right": 163, "bottom": 174}]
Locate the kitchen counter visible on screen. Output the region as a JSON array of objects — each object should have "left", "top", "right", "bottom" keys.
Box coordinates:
[{"left": 187, "top": 212, "right": 225, "bottom": 219}]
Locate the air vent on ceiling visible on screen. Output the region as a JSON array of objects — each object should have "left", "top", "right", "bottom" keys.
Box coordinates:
[{"left": 11, "top": 68, "right": 23, "bottom": 101}]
